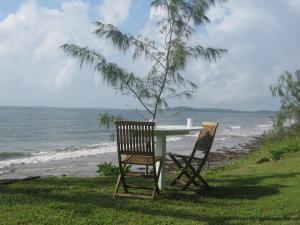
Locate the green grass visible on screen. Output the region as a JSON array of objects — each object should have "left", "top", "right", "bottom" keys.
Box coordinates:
[{"left": 1, "top": 139, "right": 300, "bottom": 225}]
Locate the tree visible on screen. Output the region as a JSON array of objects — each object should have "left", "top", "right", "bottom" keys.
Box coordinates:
[
  {"left": 61, "top": 0, "right": 227, "bottom": 120},
  {"left": 97, "top": 113, "right": 123, "bottom": 129},
  {"left": 270, "top": 69, "right": 300, "bottom": 134}
]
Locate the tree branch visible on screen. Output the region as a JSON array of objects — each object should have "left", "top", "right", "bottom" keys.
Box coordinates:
[{"left": 153, "top": 2, "right": 174, "bottom": 119}]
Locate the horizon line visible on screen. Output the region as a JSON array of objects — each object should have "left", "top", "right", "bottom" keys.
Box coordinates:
[{"left": 0, "top": 105, "right": 278, "bottom": 113}]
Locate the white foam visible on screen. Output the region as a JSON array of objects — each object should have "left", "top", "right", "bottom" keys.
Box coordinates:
[
  {"left": 216, "top": 137, "right": 228, "bottom": 141},
  {"left": 0, "top": 170, "right": 9, "bottom": 175},
  {"left": 186, "top": 134, "right": 198, "bottom": 137},
  {"left": 0, "top": 143, "right": 116, "bottom": 169},
  {"left": 166, "top": 137, "right": 183, "bottom": 142},
  {"left": 230, "top": 126, "right": 241, "bottom": 129},
  {"left": 257, "top": 124, "right": 272, "bottom": 128}
]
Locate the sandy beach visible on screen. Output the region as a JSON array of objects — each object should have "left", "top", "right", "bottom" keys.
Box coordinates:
[{"left": 0, "top": 136, "right": 259, "bottom": 180}]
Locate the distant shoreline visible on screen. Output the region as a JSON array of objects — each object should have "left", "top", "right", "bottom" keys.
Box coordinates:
[
  {"left": 165, "top": 107, "right": 277, "bottom": 114},
  {"left": 0, "top": 105, "right": 278, "bottom": 114}
]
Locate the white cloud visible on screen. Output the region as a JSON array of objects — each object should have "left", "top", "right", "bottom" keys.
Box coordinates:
[
  {"left": 127, "top": 0, "right": 300, "bottom": 110},
  {"left": 159, "top": 0, "right": 300, "bottom": 110},
  {"left": 1, "top": 0, "right": 300, "bottom": 110},
  {"left": 97, "top": 0, "right": 132, "bottom": 25},
  {"left": 0, "top": 0, "right": 91, "bottom": 88},
  {"left": 191, "top": 0, "right": 300, "bottom": 110},
  {"left": 285, "top": 0, "right": 300, "bottom": 12},
  {"left": 0, "top": 0, "right": 122, "bottom": 107},
  {"left": 52, "top": 60, "right": 76, "bottom": 89}
]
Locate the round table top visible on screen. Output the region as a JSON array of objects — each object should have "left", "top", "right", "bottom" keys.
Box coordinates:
[{"left": 154, "top": 125, "right": 202, "bottom": 136}]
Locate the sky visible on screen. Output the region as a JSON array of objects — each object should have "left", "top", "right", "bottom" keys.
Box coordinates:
[{"left": 0, "top": 0, "right": 300, "bottom": 111}]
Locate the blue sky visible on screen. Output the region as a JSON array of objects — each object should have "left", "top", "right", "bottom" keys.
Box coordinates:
[{"left": 0, "top": 0, "right": 300, "bottom": 111}]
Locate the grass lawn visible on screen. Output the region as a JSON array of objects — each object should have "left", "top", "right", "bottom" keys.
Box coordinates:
[{"left": 1, "top": 145, "right": 300, "bottom": 224}]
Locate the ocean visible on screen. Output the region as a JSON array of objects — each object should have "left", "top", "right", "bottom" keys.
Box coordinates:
[{"left": 0, "top": 106, "right": 275, "bottom": 176}]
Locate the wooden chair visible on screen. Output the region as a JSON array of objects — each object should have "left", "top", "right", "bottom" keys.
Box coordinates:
[
  {"left": 167, "top": 121, "right": 218, "bottom": 190},
  {"left": 113, "top": 120, "right": 163, "bottom": 200}
]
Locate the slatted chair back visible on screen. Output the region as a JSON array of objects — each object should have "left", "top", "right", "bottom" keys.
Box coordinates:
[
  {"left": 115, "top": 120, "right": 155, "bottom": 157},
  {"left": 194, "top": 121, "right": 218, "bottom": 154}
]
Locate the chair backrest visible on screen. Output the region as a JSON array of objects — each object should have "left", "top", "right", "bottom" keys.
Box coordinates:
[
  {"left": 194, "top": 121, "right": 218, "bottom": 154},
  {"left": 115, "top": 120, "right": 155, "bottom": 156}
]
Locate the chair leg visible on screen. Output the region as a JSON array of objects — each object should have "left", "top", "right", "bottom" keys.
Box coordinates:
[
  {"left": 169, "top": 154, "right": 184, "bottom": 185},
  {"left": 169, "top": 154, "right": 190, "bottom": 185},
  {"left": 114, "top": 160, "right": 162, "bottom": 200},
  {"left": 169, "top": 154, "right": 199, "bottom": 186},
  {"left": 172, "top": 168, "right": 198, "bottom": 186},
  {"left": 182, "top": 173, "right": 197, "bottom": 190},
  {"left": 171, "top": 168, "right": 187, "bottom": 185},
  {"left": 155, "top": 160, "right": 163, "bottom": 194},
  {"left": 119, "top": 164, "right": 128, "bottom": 193},
  {"left": 113, "top": 174, "right": 121, "bottom": 198},
  {"left": 197, "top": 175, "right": 211, "bottom": 190},
  {"left": 151, "top": 186, "right": 156, "bottom": 200},
  {"left": 182, "top": 159, "right": 211, "bottom": 191}
]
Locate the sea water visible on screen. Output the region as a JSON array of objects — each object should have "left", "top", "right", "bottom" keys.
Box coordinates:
[{"left": 0, "top": 106, "right": 275, "bottom": 171}]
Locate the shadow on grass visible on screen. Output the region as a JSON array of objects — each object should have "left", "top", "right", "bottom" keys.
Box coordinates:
[
  {"left": 165, "top": 172, "right": 300, "bottom": 200},
  {"left": 0, "top": 173, "right": 299, "bottom": 224},
  {"left": 165, "top": 184, "right": 284, "bottom": 201},
  {"left": 207, "top": 172, "right": 300, "bottom": 186}
]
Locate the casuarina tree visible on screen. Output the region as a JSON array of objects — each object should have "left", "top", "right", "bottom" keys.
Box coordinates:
[
  {"left": 270, "top": 69, "right": 300, "bottom": 134},
  {"left": 62, "top": 0, "right": 227, "bottom": 120}
]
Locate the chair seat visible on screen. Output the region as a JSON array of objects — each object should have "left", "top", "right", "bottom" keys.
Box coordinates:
[
  {"left": 168, "top": 152, "right": 203, "bottom": 161},
  {"left": 122, "top": 155, "right": 162, "bottom": 165}
]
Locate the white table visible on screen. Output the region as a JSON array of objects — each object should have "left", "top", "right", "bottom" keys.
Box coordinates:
[{"left": 154, "top": 125, "right": 202, "bottom": 190}]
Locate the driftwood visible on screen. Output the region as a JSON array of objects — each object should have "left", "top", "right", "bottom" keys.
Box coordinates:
[{"left": 0, "top": 176, "right": 41, "bottom": 185}]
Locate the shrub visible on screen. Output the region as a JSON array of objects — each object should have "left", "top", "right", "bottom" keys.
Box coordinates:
[
  {"left": 97, "top": 162, "right": 119, "bottom": 176},
  {"left": 97, "top": 162, "right": 131, "bottom": 176},
  {"left": 267, "top": 135, "right": 300, "bottom": 160},
  {"left": 269, "top": 150, "right": 284, "bottom": 160}
]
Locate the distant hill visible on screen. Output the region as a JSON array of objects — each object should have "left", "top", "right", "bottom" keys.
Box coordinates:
[{"left": 165, "top": 106, "right": 277, "bottom": 113}]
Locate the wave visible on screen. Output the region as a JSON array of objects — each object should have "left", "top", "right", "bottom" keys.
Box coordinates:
[
  {"left": 257, "top": 124, "right": 272, "bottom": 128},
  {"left": 0, "top": 143, "right": 116, "bottom": 169},
  {"left": 215, "top": 137, "right": 229, "bottom": 141},
  {"left": 0, "top": 122, "right": 274, "bottom": 170},
  {"left": 230, "top": 126, "right": 241, "bottom": 129},
  {"left": 0, "top": 170, "right": 9, "bottom": 175},
  {"left": 186, "top": 134, "right": 198, "bottom": 137},
  {"left": 0, "top": 152, "right": 30, "bottom": 160},
  {"left": 166, "top": 137, "right": 183, "bottom": 142}
]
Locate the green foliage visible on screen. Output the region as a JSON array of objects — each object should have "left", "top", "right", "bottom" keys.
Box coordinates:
[
  {"left": 269, "top": 149, "right": 284, "bottom": 160},
  {"left": 98, "top": 113, "right": 124, "bottom": 129},
  {"left": 97, "top": 162, "right": 119, "bottom": 176},
  {"left": 97, "top": 162, "right": 131, "bottom": 176},
  {"left": 270, "top": 69, "right": 300, "bottom": 135},
  {"left": 62, "top": 0, "right": 227, "bottom": 119},
  {"left": 259, "top": 132, "right": 300, "bottom": 161}
]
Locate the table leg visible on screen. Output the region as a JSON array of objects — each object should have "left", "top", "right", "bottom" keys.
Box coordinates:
[{"left": 156, "top": 135, "right": 166, "bottom": 190}]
